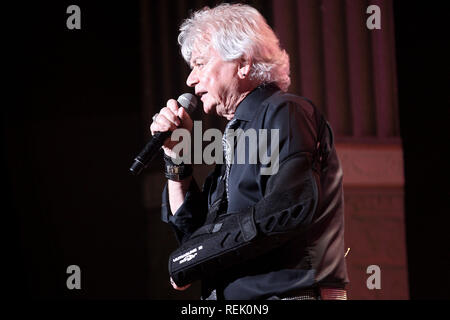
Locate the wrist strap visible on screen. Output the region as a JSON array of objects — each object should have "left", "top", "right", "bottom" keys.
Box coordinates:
[{"left": 163, "top": 153, "right": 193, "bottom": 181}]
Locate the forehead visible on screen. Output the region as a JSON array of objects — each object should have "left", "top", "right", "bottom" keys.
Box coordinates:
[
  {"left": 190, "top": 46, "right": 225, "bottom": 69},
  {"left": 190, "top": 34, "right": 219, "bottom": 61},
  {"left": 190, "top": 45, "right": 209, "bottom": 62}
]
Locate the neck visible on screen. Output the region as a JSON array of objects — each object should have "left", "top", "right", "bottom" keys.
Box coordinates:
[
  {"left": 223, "top": 81, "right": 259, "bottom": 120},
  {"left": 223, "top": 92, "right": 248, "bottom": 120}
]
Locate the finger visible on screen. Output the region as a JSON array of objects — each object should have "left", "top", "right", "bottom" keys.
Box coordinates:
[
  {"left": 151, "top": 114, "right": 178, "bottom": 133},
  {"left": 150, "top": 122, "right": 167, "bottom": 135},
  {"left": 177, "top": 107, "right": 193, "bottom": 131},
  {"left": 160, "top": 107, "right": 180, "bottom": 127},
  {"left": 170, "top": 277, "right": 191, "bottom": 291},
  {"left": 158, "top": 114, "right": 179, "bottom": 131},
  {"left": 166, "top": 99, "right": 180, "bottom": 115},
  {"left": 176, "top": 283, "right": 191, "bottom": 291},
  {"left": 177, "top": 107, "right": 191, "bottom": 120}
]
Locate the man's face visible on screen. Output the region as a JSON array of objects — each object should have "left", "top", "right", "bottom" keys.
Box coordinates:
[{"left": 187, "top": 45, "right": 241, "bottom": 119}]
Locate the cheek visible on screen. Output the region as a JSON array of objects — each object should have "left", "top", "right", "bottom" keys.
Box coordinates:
[
  {"left": 202, "top": 62, "right": 238, "bottom": 102},
  {"left": 205, "top": 71, "right": 220, "bottom": 91},
  {"left": 211, "top": 74, "right": 234, "bottom": 97},
  {"left": 205, "top": 78, "right": 223, "bottom": 103}
]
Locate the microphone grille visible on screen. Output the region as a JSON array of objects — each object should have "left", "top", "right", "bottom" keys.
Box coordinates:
[{"left": 177, "top": 93, "right": 198, "bottom": 115}]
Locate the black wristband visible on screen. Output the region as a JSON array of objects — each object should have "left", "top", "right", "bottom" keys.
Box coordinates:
[{"left": 163, "top": 153, "right": 193, "bottom": 181}]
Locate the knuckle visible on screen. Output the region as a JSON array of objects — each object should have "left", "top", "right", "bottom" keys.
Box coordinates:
[
  {"left": 162, "top": 109, "right": 178, "bottom": 124},
  {"left": 159, "top": 107, "right": 169, "bottom": 116},
  {"left": 167, "top": 99, "right": 179, "bottom": 110},
  {"left": 162, "top": 108, "right": 175, "bottom": 119}
]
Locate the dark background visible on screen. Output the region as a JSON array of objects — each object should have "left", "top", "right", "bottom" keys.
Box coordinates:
[
  {"left": 5, "top": 1, "right": 146, "bottom": 299},
  {"left": 393, "top": 1, "right": 450, "bottom": 299},
  {"left": 3, "top": 1, "right": 449, "bottom": 299}
]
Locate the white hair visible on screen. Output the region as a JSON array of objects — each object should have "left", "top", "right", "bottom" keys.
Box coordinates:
[{"left": 178, "top": 3, "right": 291, "bottom": 92}]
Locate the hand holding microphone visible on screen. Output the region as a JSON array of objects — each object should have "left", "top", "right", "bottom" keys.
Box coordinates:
[
  {"left": 129, "top": 93, "right": 198, "bottom": 175},
  {"left": 150, "top": 98, "right": 193, "bottom": 158}
]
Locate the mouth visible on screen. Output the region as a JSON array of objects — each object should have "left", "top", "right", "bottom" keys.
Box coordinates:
[{"left": 196, "top": 91, "right": 207, "bottom": 100}]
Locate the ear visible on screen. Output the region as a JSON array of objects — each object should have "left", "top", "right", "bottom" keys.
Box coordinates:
[{"left": 237, "top": 57, "right": 252, "bottom": 79}]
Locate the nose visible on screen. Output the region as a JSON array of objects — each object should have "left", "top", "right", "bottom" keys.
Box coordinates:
[{"left": 186, "top": 68, "right": 199, "bottom": 87}]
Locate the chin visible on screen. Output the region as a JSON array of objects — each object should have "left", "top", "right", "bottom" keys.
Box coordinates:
[
  {"left": 203, "top": 105, "right": 213, "bottom": 115},
  {"left": 203, "top": 102, "right": 217, "bottom": 115}
]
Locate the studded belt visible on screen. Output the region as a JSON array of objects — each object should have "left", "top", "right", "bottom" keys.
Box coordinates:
[{"left": 281, "top": 288, "right": 347, "bottom": 300}]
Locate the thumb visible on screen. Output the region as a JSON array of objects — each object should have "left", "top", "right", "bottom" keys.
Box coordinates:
[
  {"left": 178, "top": 107, "right": 193, "bottom": 130},
  {"left": 178, "top": 107, "right": 189, "bottom": 119}
]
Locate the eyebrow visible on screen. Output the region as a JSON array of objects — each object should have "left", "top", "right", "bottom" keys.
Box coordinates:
[{"left": 190, "top": 56, "right": 206, "bottom": 68}]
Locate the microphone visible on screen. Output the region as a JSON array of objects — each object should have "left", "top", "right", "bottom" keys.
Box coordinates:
[{"left": 129, "top": 93, "right": 198, "bottom": 176}]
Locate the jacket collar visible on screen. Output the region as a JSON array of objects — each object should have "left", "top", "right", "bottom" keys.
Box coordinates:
[{"left": 233, "top": 83, "right": 280, "bottom": 122}]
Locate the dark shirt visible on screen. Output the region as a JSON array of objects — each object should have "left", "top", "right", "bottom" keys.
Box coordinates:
[{"left": 162, "top": 83, "right": 348, "bottom": 300}]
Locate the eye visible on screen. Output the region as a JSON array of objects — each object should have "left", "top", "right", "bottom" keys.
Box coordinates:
[
  {"left": 190, "top": 58, "right": 207, "bottom": 70},
  {"left": 195, "top": 59, "right": 207, "bottom": 68}
]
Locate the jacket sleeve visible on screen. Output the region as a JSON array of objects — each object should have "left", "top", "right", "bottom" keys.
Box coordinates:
[
  {"left": 161, "top": 178, "right": 208, "bottom": 244},
  {"left": 168, "top": 100, "right": 322, "bottom": 287}
]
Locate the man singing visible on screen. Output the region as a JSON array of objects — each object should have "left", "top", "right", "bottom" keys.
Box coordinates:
[{"left": 150, "top": 3, "right": 348, "bottom": 300}]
